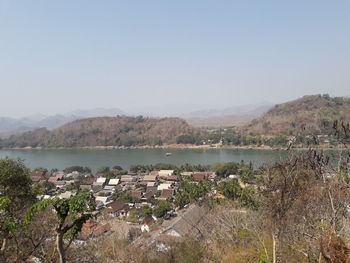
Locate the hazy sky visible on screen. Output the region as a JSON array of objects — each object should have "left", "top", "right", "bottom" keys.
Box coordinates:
[{"left": 0, "top": 0, "right": 349, "bottom": 117}]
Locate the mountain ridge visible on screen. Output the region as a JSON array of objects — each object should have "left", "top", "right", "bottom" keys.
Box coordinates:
[
  {"left": 0, "top": 116, "right": 194, "bottom": 148},
  {"left": 244, "top": 94, "right": 350, "bottom": 136}
]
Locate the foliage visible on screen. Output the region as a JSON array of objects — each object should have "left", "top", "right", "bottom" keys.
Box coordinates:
[
  {"left": 0, "top": 158, "right": 34, "bottom": 203},
  {"left": 153, "top": 200, "right": 172, "bottom": 218},
  {"left": 111, "top": 191, "right": 140, "bottom": 203},
  {"left": 175, "top": 177, "right": 213, "bottom": 207}
]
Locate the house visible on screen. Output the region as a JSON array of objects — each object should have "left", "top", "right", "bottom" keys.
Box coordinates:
[
  {"left": 120, "top": 175, "right": 137, "bottom": 183},
  {"left": 142, "top": 191, "right": 155, "bottom": 201},
  {"left": 147, "top": 186, "right": 158, "bottom": 193},
  {"left": 94, "top": 177, "right": 107, "bottom": 187},
  {"left": 130, "top": 190, "right": 142, "bottom": 200},
  {"left": 53, "top": 181, "right": 66, "bottom": 188},
  {"left": 158, "top": 189, "right": 175, "bottom": 201},
  {"left": 104, "top": 185, "right": 115, "bottom": 191},
  {"left": 180, "top": 172, "right": 193, "bottom": 176},
  {"left": 82, "top": 177, "right": 96, "bottom": 185},
  {"left": 106, "top": 200, "right": 130, "bottom": 218},
  {"left": 95, "top": 196, "right": 109, "bottom": 205},
  {"left": 48, "top": 172, "right": 64, "bottom": 182},
  {"left": 158, "top": 170, "right": 174, "bottom": 177},
  {"left": 143, "top": 175, "right": 157, "bottom": 182},
  {"left": 30, "top": 171, "right": 47, "bottom": 183},
  {"left": 150, "top": 171, "right": 159, "bottom": 176},
  {"left": 192, "top": 172, "right": 213, "bottom": 181},
  {"left": 137, "top": 181, "right": 149, "bottom": 187},
  {"left": 157, "top": 183, "right": 172, "bottom": 191},
  {"left": 108, "top": 178, "right": 120, "bottom": 186},
  {"left": 141, "top": 215, "right": 157, "bottom": 232},
  {"left": 147, "top": 182, "right": 155, "bottom": 187},
  {"left": 65, "top": 171, "right": 80, "bottom": 179}
]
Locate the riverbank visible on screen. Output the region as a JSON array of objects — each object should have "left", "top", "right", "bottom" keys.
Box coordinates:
[{"left": 2, "top": 143, "right": 347, "bottom": 151}]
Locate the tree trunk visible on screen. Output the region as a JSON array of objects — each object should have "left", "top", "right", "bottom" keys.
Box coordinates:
[
  {"left": 0, "top": 238, "right": 7, "bottom": 263},
  {"left": 272, "top": 234, "right": 276, "bottom": 263},
  {"left": 56, "top": 232, "right": 65, "bottom": 263}
]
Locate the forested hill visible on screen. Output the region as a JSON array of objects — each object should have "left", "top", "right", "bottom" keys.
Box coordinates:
[
  {"left": 0, "top": 116, "right": 195, "bottom": 148},
  {"left": 244, "top": 94, "right": 350, "bottom": 136}
]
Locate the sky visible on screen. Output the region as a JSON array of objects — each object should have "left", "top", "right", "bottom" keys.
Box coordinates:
[{"left": 0, "top": 0, "right": 349, "bottom": 117}]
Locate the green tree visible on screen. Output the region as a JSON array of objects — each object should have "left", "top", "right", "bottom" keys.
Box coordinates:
[
  {"left": 0, "top": 158, "right": 34, "bottom": 260},
  {"left": 217, "top": 179, "right": 241, "bottom": 199},
  {"left": 153, "top": 201, "right": 172, "bottom": 218},
  {"left": 25, "top": 192, "right": 96, "bottom": 263}
]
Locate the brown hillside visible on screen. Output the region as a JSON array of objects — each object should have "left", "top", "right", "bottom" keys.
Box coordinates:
[
  {"left": 244, "top": 94, "right": 350, "bottom": 136},
  {"left": 0, "top": 116, "right": 195, "bottom": 148}
]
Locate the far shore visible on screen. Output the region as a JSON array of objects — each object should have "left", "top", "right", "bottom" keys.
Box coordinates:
[{"left": 1, "top": 143, "right": 347, "bottom": 151}]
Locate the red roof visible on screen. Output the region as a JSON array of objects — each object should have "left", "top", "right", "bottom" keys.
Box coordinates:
[
  {"left": 159, "top": 189, "right": 174, "bottom": 199},
  {"left": 107, "top": 200, "right": 130, "bottom": 213},
  {"left": 193, "top": 172, "right": 211, "bottom": 181},
  {"left": 48, "top": 177, "right": 58, "bottom": 182},
  {"left": 82, "top": 177, "right": 96, "bottom": 185},
  {"left": 130, "top": 190, "right": 142, "bottom": 199}
]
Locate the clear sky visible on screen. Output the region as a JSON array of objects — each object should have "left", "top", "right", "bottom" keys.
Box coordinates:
[{"left": 0, "top": 0, "right": 349, "bottom": 117}]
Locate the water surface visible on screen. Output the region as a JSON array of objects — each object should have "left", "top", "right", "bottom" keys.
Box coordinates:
[{"left": 0, "top": 148, "right": 288, "bottom": 172}]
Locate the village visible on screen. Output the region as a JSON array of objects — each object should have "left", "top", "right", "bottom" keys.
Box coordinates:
[{"left": 29, "top": 164, "right": 254, "bottom": 246}]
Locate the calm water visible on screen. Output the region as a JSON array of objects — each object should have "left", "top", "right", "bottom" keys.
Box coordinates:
[{"left": 0, "top": 148, "right": 288, "bottom": 172}]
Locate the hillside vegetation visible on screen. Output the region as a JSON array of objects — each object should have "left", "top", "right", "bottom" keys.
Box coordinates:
[
  {"left": 244, "top": 94, "right": 350, "bottom": 136},
  {"left": 0, "top": 116, "right": 195, "bottom": 148}
]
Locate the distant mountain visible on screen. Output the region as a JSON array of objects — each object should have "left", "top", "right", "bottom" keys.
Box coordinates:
[
  {"left": 182, "top": 104, "right": 271, "bottom": 119},
  {"left": 183, "top": 104, "right": 272, "bottom": 127},
  {"left": 187, "top": 115, "right": 257, "bottom": 127},
  {"left": 0, "top": 108, "right": 125, "bottom": 137},
  {"left": 244, "top": 94, "right": 350, "bottom": 136},
  {"left": 66, "top": 108, "right": 124, "bottom": 118},
  {"left": 0, "top": 116, "right": 194, "bottom": 148}
]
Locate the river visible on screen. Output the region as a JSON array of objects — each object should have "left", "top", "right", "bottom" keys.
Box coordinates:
[{"left": 0, "top": 148, "right": 290, "bottom": 172}]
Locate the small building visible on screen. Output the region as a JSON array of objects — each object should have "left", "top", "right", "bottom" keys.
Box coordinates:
[
  {"left": 157, "top": 189, "right": 175, "bottom": 201},
  {"left": 158, "top": 170, "right": 174, "bottom": 177},
  {"left": 106, "top": 200, "right": 130, "bottom": 218},
  {"left": 130, "top": 190, "right": 142, "bottom": 200},
  {"left": 192, "top": 172, "right": 214, "bottom": 181},
  {"left": 142, "top": 191, "right": 155, "bottom": 201},
  {"left": 120, "top": 175, "right": 137, "bottom": 183},
  {"left": 141, "top": 215, "right": 157, "bottom": 232},
  {"left": 143, "top": 175, "right": 158, "bottom": 182},
  {"left": 147, "top": 182, "right": 155, "bottom": 187},
  {"left": 180, "top": 172, "right": 194, "bottom": 176},
  {"left": 108, "top": 178, "right": 120, "bottom": 186},
  {"left": 53, "top": 181, "right": 66, "bottom": 188},
  {"left": 150, "top": 171, "right": 159, "bottom": 176},
  {"left": 95, "top": 196, "right": 109, "bottom": 204},
  {"left": 157, "top": 183, "right": 172, "bottom": 191}
]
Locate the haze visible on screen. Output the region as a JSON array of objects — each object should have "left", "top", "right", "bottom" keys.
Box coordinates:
[{"left": 0, "top": 1, "right": 349, "bottom": 117}]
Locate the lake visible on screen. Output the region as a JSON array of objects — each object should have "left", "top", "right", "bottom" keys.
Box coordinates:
[{"left": 0, "top": 148, "right": 289, "bottom": 172}]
